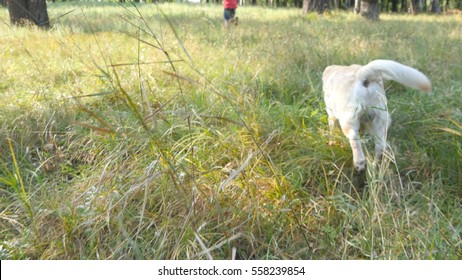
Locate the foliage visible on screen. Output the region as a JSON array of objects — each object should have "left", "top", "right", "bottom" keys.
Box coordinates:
[{"left": 0, "top": 3, "right": 461, "bottom": 259}]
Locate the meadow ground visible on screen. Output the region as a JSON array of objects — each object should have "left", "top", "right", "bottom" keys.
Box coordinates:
[{"left": 0, "top": 2, "right": 461, "bottom": 259}]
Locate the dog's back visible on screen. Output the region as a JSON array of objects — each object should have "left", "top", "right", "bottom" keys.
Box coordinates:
[
  {"left": 322, "top": 64, "right": 361, "bottom": 94},
  {"left": 322, "top": 64, "right": 369, "bottom": 121}
]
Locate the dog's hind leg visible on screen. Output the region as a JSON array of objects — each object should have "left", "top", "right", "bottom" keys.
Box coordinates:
[
  {"left": 371, "top": 113, "right": 391, "bottom": 161},
  {"left": 340, "top": 120, "right": 366, "bottom": 172}
]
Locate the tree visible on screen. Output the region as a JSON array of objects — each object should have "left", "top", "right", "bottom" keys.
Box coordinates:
[
  {"left": 409, "top": 0, "right": 423, "bottom": 14},
  {"left": 7, "top": 0, "right": 50, "bottom": 28},
  {"left": 360, "top": 0, "right": 380, "bottom": 20},
  {"left": 302, "top": 0, "right": 326, "bottom": 13},
  {"left": 431, "top": 0, "right": 442, "bottom": 12},
  {"left": 391, "top": 0, "right": 399, "bottom": 12},
  {"left": 354, "top": 0, "right": 361, "bottom": 13}
]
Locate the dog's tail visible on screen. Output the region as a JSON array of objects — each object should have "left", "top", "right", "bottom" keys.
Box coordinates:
[{"left": 357, "top": 59, "right": 432, "bottom": 93}]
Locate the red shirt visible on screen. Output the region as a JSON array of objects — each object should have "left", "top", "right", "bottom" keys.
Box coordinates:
[{"left": 224, "top": 0, "right": 238, "bottom": 9}]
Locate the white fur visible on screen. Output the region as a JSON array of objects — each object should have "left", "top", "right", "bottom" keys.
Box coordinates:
[{"left": 322, "top": 59, "right": 431, "bottom": 171}]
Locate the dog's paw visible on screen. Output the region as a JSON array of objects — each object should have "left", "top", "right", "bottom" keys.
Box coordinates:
[{"left": 354, "top": 160, "right": 367, "bottom": 172}]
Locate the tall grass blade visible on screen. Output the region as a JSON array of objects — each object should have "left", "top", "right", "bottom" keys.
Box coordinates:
[{"left": 6, "top": 139, "right": 33, "bottom": 219}]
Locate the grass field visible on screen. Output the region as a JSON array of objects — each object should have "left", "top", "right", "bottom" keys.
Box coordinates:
[{"left": 0, "top": 2, "right": 461, "bottom": 259}]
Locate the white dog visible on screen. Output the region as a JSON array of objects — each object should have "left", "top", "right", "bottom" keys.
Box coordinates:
[{"left": 322, "top": 60, "right": 431, "bottom": 172}]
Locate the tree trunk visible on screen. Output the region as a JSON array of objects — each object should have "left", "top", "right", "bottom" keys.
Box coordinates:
[
  {"left": 354, "top": 0, "right": 361, "bottom": 14},
  {"left": 431, "top": 0, "right": 441, "bottom": 13},
  {"left": 360, "top": 0, "right": 379, "bottom": 20},
  {"left": 303, "top": 0, "right": 325, "bottom": 13},
  {"left": 7, "top": 0, "right": 50, "bottom": 28},
  {"left": 391, "top": 0, "right": 399, "bottom": 12},
  {"left": 408, "top": 0, "right": 422, "bottom": 14}
]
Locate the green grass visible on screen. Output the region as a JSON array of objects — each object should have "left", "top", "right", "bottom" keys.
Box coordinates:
[{"left": 0, "top": 2, "right": 461, "bottom": 259}]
